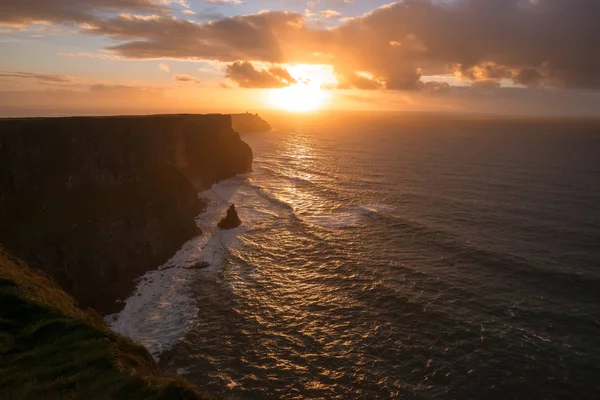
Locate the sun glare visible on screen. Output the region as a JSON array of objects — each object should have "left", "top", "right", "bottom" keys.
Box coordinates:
[
  {"left": 263, "top": 64, "right": 335, "bottom": 112},
  {"left": 265, "top": 83, "right": 330, "bottom": 112}
]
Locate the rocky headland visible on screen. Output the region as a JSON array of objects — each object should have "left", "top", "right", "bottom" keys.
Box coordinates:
[
  {"left": 0, "top": 113, "right": 271, "bottom": 398},
  {"left": 231, "top": 112, "right": 272, "bottom": 133},
  {"left": 0, "top": 113, "right": 267, "bottom": 314}
]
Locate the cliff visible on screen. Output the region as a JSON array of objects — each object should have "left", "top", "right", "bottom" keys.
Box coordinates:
[
  {"left": 231, "top": 113, "right": 272, "bottom": 133},
  {"left": 0, "top": 246, "right": 213, "bottom": 400},
  {"left": 0, "top": 114, "right": 253, "bottom": 314}
]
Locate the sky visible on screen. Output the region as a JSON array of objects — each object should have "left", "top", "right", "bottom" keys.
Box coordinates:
[{"left": 1, "top": 0, "right": 600, "bottom": 116}]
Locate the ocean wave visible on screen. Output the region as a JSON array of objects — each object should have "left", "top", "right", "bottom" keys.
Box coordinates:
[
  {"left": 256, "top": 164, "right": 321, "bottom": 188},
  {"left": 296, "top": 204, "right": 394, "bottom": 229},
  {"left": 246, "top": 179, "right": 294, "bottom": 211},
  {"left": 290, "top": 176, "right": 312, "bottom": 185},
  {"left": 346, "top": 204, "right": 395, "bottom": 219}
]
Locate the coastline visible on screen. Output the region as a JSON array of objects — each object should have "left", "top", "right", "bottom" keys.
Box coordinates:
[
  {"left": 0, "top": 113, "right": 270, "bottom": 399},
  {"left": 106, "top": 176, "right": 252, "bottom": 357},
  {"left": 0, "top": 114, "right": 259, "bottom": 314}
]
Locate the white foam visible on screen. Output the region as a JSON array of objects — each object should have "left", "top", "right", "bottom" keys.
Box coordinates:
[
  {"left": 105, "top": 176, "right": 251, "bottom": 358},
  {"left": 105, "top": 173, "right": 390, "bottom": 357},
  {"left": 299, "top": 204, "right": 394, "bottom": 229}
]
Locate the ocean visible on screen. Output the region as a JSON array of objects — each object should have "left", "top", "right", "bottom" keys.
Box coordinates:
[{"left": 108, "top": 115, "right": 600, "bottom": 399}]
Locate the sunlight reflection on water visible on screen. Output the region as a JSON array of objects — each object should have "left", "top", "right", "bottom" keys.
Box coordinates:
[{"left": 120, "top": 118, "right": 600, "bottom": 399}]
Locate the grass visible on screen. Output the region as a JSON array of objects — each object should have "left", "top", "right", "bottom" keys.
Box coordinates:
[{"left": 0, "top": 246, "right": 215, "bottom": 400}]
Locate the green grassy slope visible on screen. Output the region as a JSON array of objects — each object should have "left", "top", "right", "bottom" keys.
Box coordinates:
[{"left": 0, "top": 247, "right": 214, "bottom": 400}]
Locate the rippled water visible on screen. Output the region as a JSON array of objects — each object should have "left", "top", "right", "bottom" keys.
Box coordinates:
[{"left": 110, "top": 116, "right": 600, "bottom": 399}]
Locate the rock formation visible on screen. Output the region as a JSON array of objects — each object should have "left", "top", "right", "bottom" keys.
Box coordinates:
[
  {"left": 231, "top": 113, "right": 272, "bottom": 133},
  {"left": 217, "top": 205, "right": 242, "bottom": 230},
  {"left": 0, "top": 114, "right": 254, "bottom": 314}
]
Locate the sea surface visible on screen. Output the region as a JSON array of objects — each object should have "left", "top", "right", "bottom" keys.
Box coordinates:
[{"left": 108, "top": 115, "right": 600, "bottom": 399}]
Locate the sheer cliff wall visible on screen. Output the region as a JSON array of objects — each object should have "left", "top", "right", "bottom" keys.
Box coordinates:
[{"left": 0, "top": 114, "right": 253, "bottom": 313}]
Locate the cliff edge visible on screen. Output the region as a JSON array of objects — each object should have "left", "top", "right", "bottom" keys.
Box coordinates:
[
  {"left": 0, "top": 246, "right": 214, "bottom": 400},
  {"left": 0, "top": 114, "right": 253, "bottom": 314}
]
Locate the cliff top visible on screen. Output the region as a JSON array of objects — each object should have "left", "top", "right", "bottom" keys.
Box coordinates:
[{"left": 0, "top": 113, "right": 272, "bottom": 134}]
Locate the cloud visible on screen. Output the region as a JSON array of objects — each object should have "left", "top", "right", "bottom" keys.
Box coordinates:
[
  {"left": 204, "top": 0, "right": 242, "bottom": 4},
  {"left": 0, "top": 71, "right": 75, "bottom": 83},
  {"left": 0, "top": 0, "right": 167, "bottom": 26},
  {"left": 225, "top": 61, "right": 297, "bottom": 88},
  {"left": 159, "top": 63, "right": 170, "bottom": 72},
  {"left": 470, "top": 80, "right": 501, "bottom": 90},
  {"left": 88, "top": 83, "right": 161, "bottom": 94},
  {"left": 4, "top": 0, "right": 600, "bottom": 91},
  {"left": 326, "top": 0, "right": 600, "bottom": 90},
  {"left": 173, "top": 74, "right": 201, "bottom": 83},
  {"left": 319, "top": 10, "right": 342, "bottom": 19},
  {"left": 90, "top": 11, "right": 305, "bottom": 63},
  {"left": 182, "top": 10, "right": 196, "bottom": 15},
  {"left": 195, "top": 12, "right": 226, "bottom": 21},
  {"left": 59, "top": 52, "right": 121, "bottom": 60}
]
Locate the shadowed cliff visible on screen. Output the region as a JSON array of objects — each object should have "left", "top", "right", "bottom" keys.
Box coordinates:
[
  {"left": 0, "top": 114, "right": 253, "bottom": 314},
  {"left": 231, "top": 113, "right": 272, "bottom": 133}
]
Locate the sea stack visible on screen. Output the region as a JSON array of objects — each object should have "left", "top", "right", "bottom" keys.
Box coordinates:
[{"left": 218, "top": 205, "right": 242, "bottom": 229}]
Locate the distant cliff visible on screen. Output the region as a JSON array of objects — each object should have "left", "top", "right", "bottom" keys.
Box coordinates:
[
  {"left": 231, "top": 113, "right": 272, "bottom": 133},
  {"left": 0, "top": 114, "right": 253, "bottom": 314}
]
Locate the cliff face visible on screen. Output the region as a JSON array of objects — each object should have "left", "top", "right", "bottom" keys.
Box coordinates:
[{"left": 0, "top": 114, "right": 253, "bottom": 314}]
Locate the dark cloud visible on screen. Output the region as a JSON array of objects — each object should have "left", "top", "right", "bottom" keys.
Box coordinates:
[
  {"left": 3, "top": 0, "right": 600, "bottom": 91},
  {"left": 513, "top": 68, "right": 544, "bottom": 88},
  {"left": 225, "top": 61, "right": 297, "bottom": 88},
  {"left": 91, "top": 11, "right": 306, "bottom": 63},
  {"left": 422, "top": 81, "right": 451, "bottom": 93},
  {"left": 470, "top": 80, "right": 502, "bottom": 90},
  {"left": 327, "top": 0, "right": 600, "bottom": 89}
]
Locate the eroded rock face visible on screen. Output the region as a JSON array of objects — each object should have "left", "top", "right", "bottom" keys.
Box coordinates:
[
  {"left": 217, "top": 205, "right": 242, "bottom": 230},
  {"left": 0, "top": 114, "right": 253, "bottom": 314}
]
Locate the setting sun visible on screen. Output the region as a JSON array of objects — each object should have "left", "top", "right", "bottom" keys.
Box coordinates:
[
  {"left": 261, "top": 64, "right": 335, "bottom": 112},
  {"left": 264, "top": 83, "right": 331, "bottom": 112}
]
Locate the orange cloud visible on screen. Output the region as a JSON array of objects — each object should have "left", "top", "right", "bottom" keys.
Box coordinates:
[
  {"left": 225, "top": 61, "right": 297, "bottom": 88},
  {"left": 4, "top": 0, "right": 600, "bottom": 91},
  {"left": 173, "top": 74, "right": 201, "bottom": 83}
]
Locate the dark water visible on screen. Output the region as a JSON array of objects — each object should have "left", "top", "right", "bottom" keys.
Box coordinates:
[{"left": 118, "top": 116, "right": 600, "bottom": 399}]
